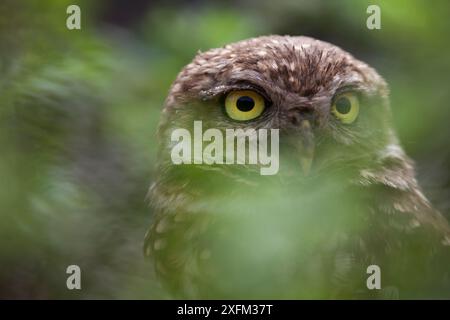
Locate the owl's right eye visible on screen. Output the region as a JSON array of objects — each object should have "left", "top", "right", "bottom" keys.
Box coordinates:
[{"left": 225, "top": 90, "right": 266, "bottom": 121}]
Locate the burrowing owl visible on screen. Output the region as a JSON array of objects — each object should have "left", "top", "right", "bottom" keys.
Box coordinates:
[{"left": 145, "top": 35, "right": 450, "bottom": 299}]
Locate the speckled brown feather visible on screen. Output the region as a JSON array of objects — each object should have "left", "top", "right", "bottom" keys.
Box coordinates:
[{"left": 145, "top": 35, "right": 450, "bottom": 298}]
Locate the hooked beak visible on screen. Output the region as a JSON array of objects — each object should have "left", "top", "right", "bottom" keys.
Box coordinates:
[{"left": 298, "top": 120, "right": 315, "bottom": 175}]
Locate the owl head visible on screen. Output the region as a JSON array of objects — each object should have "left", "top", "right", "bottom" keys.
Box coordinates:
[
  {"left": 152, "top": 35, "right": 450, "bottom": 238},
  {"left": 157, "top": 35, "right": 404, "bottom": 187}
]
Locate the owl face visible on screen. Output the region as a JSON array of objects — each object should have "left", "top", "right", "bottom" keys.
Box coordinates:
[{"left": 161, "top": 36, "right": 393, "bottom": 180}]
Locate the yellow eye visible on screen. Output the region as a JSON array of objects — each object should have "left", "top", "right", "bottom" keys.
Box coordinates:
[
  {"left": 225, "top": 90, "right": 265, "bottom": 121},
  {"left": 331, "top": 92, "right": 360, "bottom": 124}
]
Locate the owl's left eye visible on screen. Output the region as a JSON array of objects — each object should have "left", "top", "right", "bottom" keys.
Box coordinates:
[
  {"left": 331, "top": 92, "right": 360, "bottom": 124},
  {"left": 225, "top": 90, "right": 266, "bottom": 121}
]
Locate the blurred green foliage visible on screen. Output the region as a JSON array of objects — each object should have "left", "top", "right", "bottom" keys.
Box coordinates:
[{"left": 0, "top": 0, "right": 449, "bottom": 298}]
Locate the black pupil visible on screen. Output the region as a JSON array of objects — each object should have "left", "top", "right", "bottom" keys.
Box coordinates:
[
  {"left": 236, "top": 96, "right": 255, "bottom": 112},
  {"left": 335, "top": 97, "right": 352, "bottom": 114}
]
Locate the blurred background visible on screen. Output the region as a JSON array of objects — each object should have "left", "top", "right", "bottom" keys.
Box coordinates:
[{"left": 0, "top": 0, "right": 449, "bottom": 298}]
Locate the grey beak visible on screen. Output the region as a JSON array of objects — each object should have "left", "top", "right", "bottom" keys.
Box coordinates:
[{"left": 298, "top": 120, "right": 314, "bottom": 175}]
